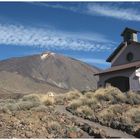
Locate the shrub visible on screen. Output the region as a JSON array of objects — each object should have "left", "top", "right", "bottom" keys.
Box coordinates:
[
  {"left": 17, "top": 100, "right": 40, "bottom": 110},
  {"left": 66, "top": 126, "right": 81, "bottom": 138},
  {"left": 134, "top": 113, "right": 140, "bottom": 123},
  {"left": 68, "top": 99, "right": 83, "bottom": 110},
  {"left": 85, "top": 91, "right": 94, "bottom": 98},
  {"left": 120, "top": 116, "right": 133, "bottom": 126},
  {"left": 65, "top": 90, "right": 82, "bottom": 101},
  {"left": 109, "top": 104, "right": 124, "bottom": 115},
  {"left": 86, "top": 98, "right": 101, "bottom": 110},
  {"left": 43, "top": 97, "right": 55, "bottom": 106},
  {"left": 0, "top": 94, "right": 56, "bottom": 112},
  {"left": 67, "top": 126, "right": 77, "bottom": 132},
  {"left": 31, "top": 105, "right": 48, "bottom": 112},
  {"left": 0, "top": 99, "right": 19, "bottom": 112},
  {"left": 55, "top": 94, "right": 66, "bottom": 105},
  {"left": 111, "top": 91, "right": 127, "bottom": 103},
  {"left": 125, "top": 106, "right": 140, "bottom": 123},
  {"left": 22, "top": 93, "right": 55, "bottom": 106},
  {"left": 5, "top": 103, "right": 19, "bottom": 111},
  {"left": 39, "top": 93, "right": 55, "bottom": 106},
  {"left": 93, "top": 87, "right": 113, "bottom": 101},
  {"left": 79, "top": 96, "right": 91, "bottom": 105},
  {"left": 38, "top": 93, "right": 54, "bottom": 102},
  {"left": 0, "top": 99, "right": 16, "bottom": 104},
  {"left": 0, "top": 106, "right": 11, "bottom": 113},
  {"left": 22, "top": 94, "right": 40, "bottom": 103},
  {"left": 0, "top": 93, "right": 56, "bottom": 112},
  {"left": 47, "top": 121, "right": 61, "bottom": 131},
  {"left": 97, "top": 105, "right": 123, "bottom": 126},
  {"left": 76, "top": 105, "right": 93, "bottom": 117},
  {"left": 98, "top": 109, "right": 114, "bottom": 126},
  {"left": 93, "top": 86, "right": 126, "bottom": 103},
  {"left": 126, "top": 92, "right": 140, "bottom": 105}
]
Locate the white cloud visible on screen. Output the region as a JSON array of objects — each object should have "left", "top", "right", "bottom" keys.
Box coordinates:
[
  {"left": 31, "top": 2, "right": 79, "bottom": 13},
  {"left": 0, "top": 23, "right": 114, "bottom": 52},
  {"left": 87, "top": 3, "right": 140, "bottom": 21},
  {"left": 34, "top": 2, "right": 140, "bottom": 22}
]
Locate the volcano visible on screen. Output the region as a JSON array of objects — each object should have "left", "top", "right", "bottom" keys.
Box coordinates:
[{"left": 0, "top": 52, "right": 100, "bottom": 95}]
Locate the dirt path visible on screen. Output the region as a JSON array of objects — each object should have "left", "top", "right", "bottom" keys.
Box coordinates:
[{"left": 55, "top": 105, "right": 135, "bottom": 138}]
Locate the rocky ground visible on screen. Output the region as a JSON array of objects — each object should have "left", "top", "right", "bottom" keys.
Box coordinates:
[
  {"left": 0, "top": 104, "right": 134, "bottom": 139},
  {"left": 0, "top": 106, "right": 85, "bottom": 138},
  {"left": 0, "top": 87, "right": 139, "bottom": 138}
]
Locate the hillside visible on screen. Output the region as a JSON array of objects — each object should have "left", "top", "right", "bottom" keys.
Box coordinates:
[{"left": 0, "top": 52, "right": 99, "bottom": 96}]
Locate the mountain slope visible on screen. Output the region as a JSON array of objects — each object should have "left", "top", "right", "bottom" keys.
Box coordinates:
[{"left": 0, "top": 52, "right": 99, "bottom": 94}]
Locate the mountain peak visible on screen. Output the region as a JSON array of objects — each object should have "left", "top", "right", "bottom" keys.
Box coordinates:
[
  {"left": 0, "top": 52, "right": 99, "bottom": 94},
  {"left": 41, "top": 52, "right": 56, "bottom": 60}
]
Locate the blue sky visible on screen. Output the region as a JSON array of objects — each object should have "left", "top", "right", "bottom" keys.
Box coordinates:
[{"left": 0, "top": 2, "right": 140, "bottom": 69}]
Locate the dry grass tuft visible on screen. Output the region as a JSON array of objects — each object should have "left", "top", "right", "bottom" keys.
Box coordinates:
[
  {"left": 97, "top": 104, "right": 123, "bottom": 126},
  {"left": 65, "top": 90, "right": 82, "bottom": 101},
  {"left": 68, "top": 99, "right": 83, "bottom": 110},
  {"left": 47, "top": 121, "right": 61, "bottom": 131},
  {"left": 120, "top": 116, "right": 133, "bottom": 126},
  {"left": 30, "top": 105, "right": 48, "bottom": 112},
  {"left": 22, "top": 93, "right": 55, "bottom": 106},
  {"left": 55, "top": 94, "right": 66, "bottom": 105},
  {"left": 52, "top": 90, "right": 82, "bottom": 105},
  {"left": 43, "top": 97, "right": 55, "bottom": 105},
  {"left": 17, "top": 100, "right": 40, "bottom": 110},
  {"left": 124, "top": 106, "right": 140, "bottom": 123},
  {"left": 126, "top": 91, "right": 140, "bottom": 105},
  {"left": 66, "top": 86, "right": 140, "bottom": 135},
  {"left": 76, "top": 105, "right": 93, "bottom": 117},
  {"left": 93, "top": 86, "right": 127, "bottom": 103},
  {"left": 86, "top": 98, "right": 101, "bottom": 110},
  {"left": 0, "top": 92, "right": 56, "bottom": 113},
  {"left": 85, "top": 91, "right": 94, "bottom": 98},
  {"left": 68, "top": 93, "right": 101, "bottom": 111},
  {"left": 22, "top": 94, "right": 40, "bottom": 102}
]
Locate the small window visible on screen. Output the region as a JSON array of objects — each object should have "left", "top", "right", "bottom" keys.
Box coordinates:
[{"left": 126, "top": 52, "right": 133, "bottom": 62}]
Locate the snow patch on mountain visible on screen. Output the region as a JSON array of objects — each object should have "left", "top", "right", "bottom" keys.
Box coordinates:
[{"left": 41, "top": 52, "right": 56, "bottom": 60}]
